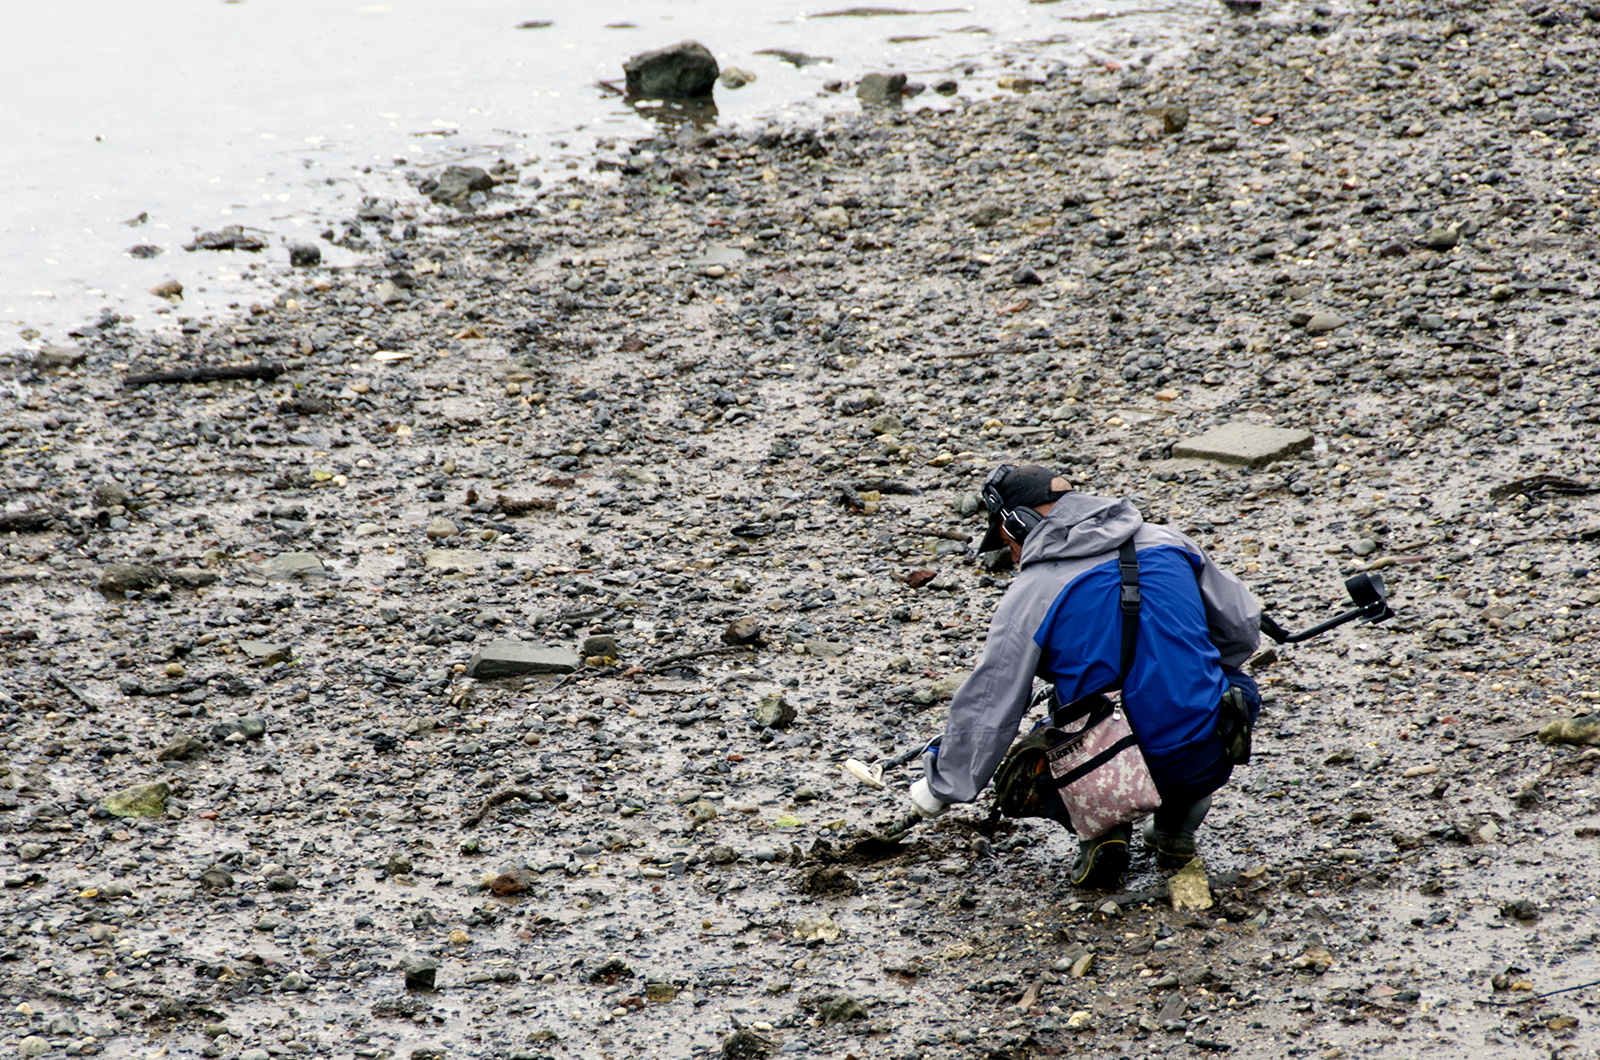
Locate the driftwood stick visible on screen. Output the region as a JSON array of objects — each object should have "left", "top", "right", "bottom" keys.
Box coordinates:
[
  {"left": 463, "top": 788, "right": 536, "bottom": 829},
  {"left": 645, "top": 645, "right": 747, "bottom": 673},
  {"left": 122, "top": 362, "right": 285, "bottom": 388}
]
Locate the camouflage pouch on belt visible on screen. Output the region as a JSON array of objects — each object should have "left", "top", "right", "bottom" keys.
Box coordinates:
[{"left": 1216, "top": 686, "right": 1253, "bottom": 766}]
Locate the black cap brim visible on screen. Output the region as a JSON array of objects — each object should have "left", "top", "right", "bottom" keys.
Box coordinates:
[{"left": 978, "top": 513, "right": 1006, "bottom": 553}]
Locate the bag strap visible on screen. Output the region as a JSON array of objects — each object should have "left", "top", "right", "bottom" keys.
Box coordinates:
[
  {"left": 1051, "top": 540, "right": 1141, "bottom": 726},
  {"left": 1115, "top": 538, "right": 1140, "bottom": 688}
]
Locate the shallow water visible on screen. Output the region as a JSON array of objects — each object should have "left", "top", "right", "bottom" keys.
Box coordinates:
[{"left": 1, "top": 0, "right": 1207, "bottom": 346}]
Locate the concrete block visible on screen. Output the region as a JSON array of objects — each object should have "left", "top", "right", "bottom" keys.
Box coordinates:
[
  {"left": 1171, "top": 423, "right": 1314, "bottom": 467},
  {"left": 466, "top": 639, "right": 580, "bottom": 678}
]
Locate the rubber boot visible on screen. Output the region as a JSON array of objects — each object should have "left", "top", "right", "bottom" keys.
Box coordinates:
[
  {"left": 1142, "top": 795, "right": 1212, "bottom": 871},
  {"left": 1068, "top": 823, "right": 1132, "bottom": 889}
]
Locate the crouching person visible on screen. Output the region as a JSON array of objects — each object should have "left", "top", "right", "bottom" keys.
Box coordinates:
[{"left": 908, "top": 465, "right": 1262, "bottom": 888}]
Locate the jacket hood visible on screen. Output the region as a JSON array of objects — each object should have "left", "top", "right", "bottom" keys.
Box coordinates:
[{"left": 1018, "top": 492, "right": 1143, "bottom": 568}]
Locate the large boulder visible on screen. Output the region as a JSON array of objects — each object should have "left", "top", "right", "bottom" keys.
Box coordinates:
[{"left": 624, "top": 41, "right": 719, "bottom": 99}]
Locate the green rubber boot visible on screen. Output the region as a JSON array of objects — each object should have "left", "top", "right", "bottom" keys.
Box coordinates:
[
  {"left": 1068, "top": 823, "right": 1132, "bottom": 889},
  {"left": 1142, "top": 795, "right": 1212, "bottom": 871}
]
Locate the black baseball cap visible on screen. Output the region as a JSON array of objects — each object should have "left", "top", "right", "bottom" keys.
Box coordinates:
[{"left": 978, "top": 464, "right": 1072, "bottom": 552}]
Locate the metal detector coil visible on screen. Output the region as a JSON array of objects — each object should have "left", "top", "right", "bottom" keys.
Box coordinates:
[{"left": 1260, "top": 571, "right": 1395, "bottom": 645}]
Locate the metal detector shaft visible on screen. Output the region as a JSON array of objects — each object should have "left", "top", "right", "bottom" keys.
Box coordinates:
[
  {"left": 1261, "top": 607, "right": 1368, "bottom": 644},
  {"left": 883, "top": 743, "right": 929, "bottom": 770},
  {"left": 1260, "top": 571, "right": 1396, "bottom": 644},
  {"left": 876, "top": 812, "right": 927, "bottom": 844}
]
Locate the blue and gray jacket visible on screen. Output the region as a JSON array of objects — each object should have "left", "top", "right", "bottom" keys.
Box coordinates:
[{"left": 922, "top": 492, "right": 1262, "bottom": 805}]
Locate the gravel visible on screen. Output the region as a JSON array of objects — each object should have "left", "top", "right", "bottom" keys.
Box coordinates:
[{"left": 4, "top": 0, "right": 1600, "bottom": 1056}]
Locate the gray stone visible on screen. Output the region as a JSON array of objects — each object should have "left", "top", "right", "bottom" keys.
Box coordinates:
[
  {"left": 814, "top": 205, "right": 850, "bottom": 231},
  {"left": 34, "top": 345, "right": 85, "bottom": 369},
  {"left": 46, "top": 1014, "right": 79, "bottom": 1037},
  {"left": 1305, "top": 312, "right": 1345, "bottom": 333},
  {"left": 429, "top": 166, "right": 494, "bottom": 207},
  {"left": 867, "top": 412, "right": 903, "bottom": 435},
  {"left": 967, "top": 202, "right": 1012, "bottom": 227},
  {"left": 168, "top": 567, "right": 218, "bottom": 589},
  {"left": 238, "top": 640, "right": 292, "bottom": 664},
  {"left": 425, "top": 517, "right": 459, "bottom": 541},
  {"left": 17, "top": 843, "right": 46, "bottom": 863},
  {"left": 582, "top": 634, "right": 620, "bottom": 660},
  {"left": 857, "top": 72, "right": 907, "bottom": 105},
  {"left": 722, "top": 616, "right": 762, "bottom": 645},
  {"left": 185, "top": 226, "right": 266, "bottom": 252},
  {"left": 98, "top": 563, "right": 162, "bottom": 594},
  {"left": 1168, "top": 857, "right": 1213, "bottom": 911},
  {"left": 753, "top": 695, "right": 796, "bottom": 729},
  {"left": 817, "top": 994, "right": 868, "bottom": 1024},
  {"left": 19, "top": 1038, "right": 50, "bottom": 1058},
  {"left": 281, "top": 971, "right": 311, "bottom": 992},
  {"left": 211, "top": 716, "right": 267, "bottom": 741},
  {"left": 623, "top": 40, "right": 719, "bottom": 99},
  {"left": 721, "top": 1029, "right": 777, "bottom": 1058},
  {"left": 102, "top": 781, "right": 170, "bottom": 818},
  {"left": 613, "top": 464, "right": 661, "bottom": 487},
  {"left": 288, "top": 242, "right": 321, "bottom": 267},
  {"left": 92, "top": 482, "right": 130, "bottom": 509},
  {"left": 1171, "top": 423, "right": 1315, "bottom": 467},
  {"left": 156, "top": 734, "right": 205, "bottom": 761},
  {"left": 1423, "top": 226, "right": 1459, "bottom": 250},
  {"left": 719, "top": 67, "right": 756, "bottom": 89},
  {"left": 423, "top": 548, "right": 492, "bottom": 571},
  {"left": 1148, "top": 104, "right": 1188, "bottom": 134},
  {"left": 803, "top": 639, "right": 850, "bottom": 659},
  {"left": 257, "top": 552, "right": 328, "bottom": 581},
  {"left": 466, "top": 640, "right": 580, "bottom": 678}
]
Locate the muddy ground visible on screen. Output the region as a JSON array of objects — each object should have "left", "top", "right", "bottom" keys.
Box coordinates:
[{"left": 6, "top": 0, "right": 1600, "bottom": 1057}]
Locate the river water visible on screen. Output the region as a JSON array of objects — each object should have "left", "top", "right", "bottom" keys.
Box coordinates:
[{"left": 1, "top": 0, "right": 1207, "bottom": 348}]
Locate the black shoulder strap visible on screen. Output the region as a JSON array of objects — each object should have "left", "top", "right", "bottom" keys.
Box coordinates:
[
  {"left": 1049, "top": 540, "right": 1142, "bottom": 726},
  {"left": 1115, "top": 539, "right": 1141, "bottom": 688}
]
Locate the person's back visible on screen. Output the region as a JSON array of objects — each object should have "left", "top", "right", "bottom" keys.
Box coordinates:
[{"left": 1023, "top": 521, "right": 1233, "bottom": 768}]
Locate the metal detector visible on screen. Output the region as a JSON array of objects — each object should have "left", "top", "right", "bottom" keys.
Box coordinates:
[{"left": 1259, "top": 571, "right": 1395, "bottom": 644}]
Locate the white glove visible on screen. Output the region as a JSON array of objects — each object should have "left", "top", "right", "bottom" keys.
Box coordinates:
[{"left": 909, "top": 778, "right": 947, "bottom": 819}]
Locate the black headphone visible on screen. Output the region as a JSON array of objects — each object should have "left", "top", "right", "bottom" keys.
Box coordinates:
[{"left": 983, "top": 465, "right": 1045, "bottom": 544}]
